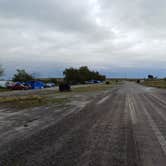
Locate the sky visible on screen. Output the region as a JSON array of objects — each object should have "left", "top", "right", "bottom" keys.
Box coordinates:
[{"left": 1, "top": 0, "right": 166, "bottom": 79}]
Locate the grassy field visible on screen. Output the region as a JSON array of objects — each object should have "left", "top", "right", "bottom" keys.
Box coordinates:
[
  {"left": 0, "top": 87, "right": 11, "bottom": 92},
  {"left": 0, "top": 94, "right": 70, "bottom": 109},
  {"left": 72, "top": 81, "right": 117, "bottom": 93},
  {"left": 0, "top": 81, "right": 118, "bottom": 109},
  {"left": 142, "top": 79, "right": 166, "bottom": 88}
]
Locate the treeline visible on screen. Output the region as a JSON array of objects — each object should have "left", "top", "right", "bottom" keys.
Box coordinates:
[
  {"left": 12, "top": 70, "right": 58, "bottom": 84},
  {"left": 63, "top": 66, "right": 106, "bottom": 84},
  {"left": 12, "top": 69, "right": 34, "bottom": 82},
  {"left": 0, "top": 65, "right": 106, "bottom": 85}
]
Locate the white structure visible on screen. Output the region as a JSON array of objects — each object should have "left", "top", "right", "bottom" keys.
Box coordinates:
[{"left": 0, "top": 81, "right": 8, "bottom": 88}]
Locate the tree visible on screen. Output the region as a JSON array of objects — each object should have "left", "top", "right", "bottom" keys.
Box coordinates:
[
  {"left": 63, "top": 67, "right": 80, "bottom": 84},
  {"left": 63, "top": 66, "right": 106, "bottom": 84},
  {"left": 12, "top": 69, "right": 34, "bottom": 82},
  {"left": 79, "top": 66, "right": 91, "bottom": 82},
  {"left": 0, "top": 65, "right": 4, "bottom": 77}
]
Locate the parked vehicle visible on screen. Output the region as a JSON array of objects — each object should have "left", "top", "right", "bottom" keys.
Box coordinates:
[
  {"left": 45, "top": 82, "right": 55, "bottom": 88},
  {"left": 85, "top": 80, "right": 102, "bottom": 84},
  {"left": 22, "top": 83, "right": 32, "bottom": 89},
  {"left": 7, "top": 81, "right": 16, "bottom": 89},
  {"left": 11, "top": 82, "right": 29, "bottom": 90}
]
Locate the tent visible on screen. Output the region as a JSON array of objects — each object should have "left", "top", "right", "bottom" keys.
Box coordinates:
[{"left": 26, "top": 81, "right": 45, "bottom": 89}]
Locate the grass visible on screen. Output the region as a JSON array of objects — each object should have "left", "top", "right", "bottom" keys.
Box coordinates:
[
  {"left": 72, "top": 82, "right": 117, "bottom": 93},
  {"left": 142, "top": 79, "right": 166, "bottom": 88},
  {"left": 0, "top": 95, "right": 45, "bottom": 109},
  {"left": 0, "top": 95, "right": 68, "bottom": 109},
  {"left": 0, "top": 81, "right": 118, "bottom": 109},
  {"left": 0, "top": 87, "right": 11, "bottom": 92}
]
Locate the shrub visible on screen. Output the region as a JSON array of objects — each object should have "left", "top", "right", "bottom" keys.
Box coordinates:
[{"left": 105, "top": 81, "right": 110, "bottom": 84}]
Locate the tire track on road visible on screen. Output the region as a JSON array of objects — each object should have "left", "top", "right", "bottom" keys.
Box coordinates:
[
  {"left": 134, "top": 94, "right": 166, "bottom": 166},
  {"left": 132, "top": 94, "right": 166, "bottom": 166}
]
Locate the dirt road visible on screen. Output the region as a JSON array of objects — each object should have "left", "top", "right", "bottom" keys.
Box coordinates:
[{"left": 1, "top": 82, "right": 166, "bottom": 165}]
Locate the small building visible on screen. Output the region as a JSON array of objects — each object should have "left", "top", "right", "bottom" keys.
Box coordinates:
[{"left": 26, "top": 81, "right": 45, "bottom": 89}]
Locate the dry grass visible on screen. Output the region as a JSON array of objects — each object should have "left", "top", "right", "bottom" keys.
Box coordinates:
[
  {"left": 0, "top": 81, "right": 118, "bottom": 109},
  {"left": 142, "top": 79, "right": 166, "bottom": 88},
  {"left": 72, "top": 82, "right": 116, "bottom": 93},
  {"left": 0, "top": 93, "right": 69, "bottom": 109},
  {"left": 0, "top": 88, "right": 11, "bottom": 92},
  {"left": 0, "top": 95, "right": 45, "bottom": 109},
  {"left": 72, "top": 84, "right": 112, "bottom": 92}
]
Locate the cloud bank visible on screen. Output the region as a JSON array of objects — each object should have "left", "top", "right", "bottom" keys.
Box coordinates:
[{"left": 0, "top": 0, "right": 166, "bottom": 78}]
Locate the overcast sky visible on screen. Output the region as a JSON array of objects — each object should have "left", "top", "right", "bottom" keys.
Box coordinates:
[{"left": 1, "top": 0, "right": 166, "bottom": 79}]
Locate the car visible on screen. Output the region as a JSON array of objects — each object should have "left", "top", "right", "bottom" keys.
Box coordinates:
[
  {"left": 22, "top": 83, "right": 32, "bottom": 89},
  {"left": 11, "top": 84, "right": 25, "bottom": 90},
  {"left": 11, "top": 82, "right": 31, "bottom": 90},
  {"left": 6, "top": 81, "right": 15, "bottom": 89},
  {"left": 85, "top": 80, "right": 102, "bottom": 84},
  {"left": 45, "top": 83, "right": 56, "bottom": 88}
]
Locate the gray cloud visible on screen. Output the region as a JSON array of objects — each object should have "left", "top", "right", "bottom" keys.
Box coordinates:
[{"left": 0, "top": 0, "right": 166, "bottom": 78}]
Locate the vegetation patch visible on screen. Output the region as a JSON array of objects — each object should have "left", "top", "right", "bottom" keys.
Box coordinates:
[
  {"left": 63, "top": 66, "right": 106, "bottom": 84},
  {"left": 0, "top": 95, "right": 45, "bottom": 109},
  {"left": 0, "top": 94, "right": 69, "bottom": 109},
  {"left": 142, "top": 79, "right": 166, "bottom": 88},
  {"left": 72, "top": 82, "right": 116, "bottom": 93},
  {"left": 0, "top": 87, "right": 11, "bottom": 92},
  {"left": 0, "top": 81, "right": 118, "bottom": 109}
]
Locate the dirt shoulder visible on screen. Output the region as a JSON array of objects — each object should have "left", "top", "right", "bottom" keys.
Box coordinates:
[
  {"left": 0, "top": 83, "right": 116, "bottom": 109},
  {"left": 0, "top": 83, "right": 117, "bottom": 149}
]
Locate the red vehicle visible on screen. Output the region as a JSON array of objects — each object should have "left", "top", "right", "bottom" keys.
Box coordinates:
[{"left": 11, "top": 82, "right": 31, "bottom": 90}]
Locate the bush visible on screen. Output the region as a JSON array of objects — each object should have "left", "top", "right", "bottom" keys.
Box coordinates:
[
  {"left": 59, "top": 82, "right": 71, "bottom": 92},
  {"left": 137, "top": 80, "right": 140, "bottom": 83},
  {"left": 0, "top": 86, "right": 5, "bottom": 89},
  {"left": 105, "top": 81, "right": 110, "bottom": 84}
]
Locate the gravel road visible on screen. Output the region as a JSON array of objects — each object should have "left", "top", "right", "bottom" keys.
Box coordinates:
[{"left": 0, "top": 82, "right": 166, "bottom": 166}]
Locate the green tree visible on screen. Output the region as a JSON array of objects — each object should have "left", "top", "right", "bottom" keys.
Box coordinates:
[
  {"left": 79, "top": 66, "right": 91, "bottom": 83},
  {"left": 12, "top": 69, "right": 34, "bottom": 82},
  {"left": 63, "top": 66, "right": 106, "bottom": 84},
  {"left": 63, "top": 67, "right": 80, "bottom": 84}
]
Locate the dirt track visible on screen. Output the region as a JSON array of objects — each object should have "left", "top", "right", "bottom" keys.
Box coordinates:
[{"left": 1, "top": 82, "right": 166, "bottom": 166}]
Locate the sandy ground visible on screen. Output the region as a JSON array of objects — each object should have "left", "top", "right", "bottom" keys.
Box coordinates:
[{"left": 0, "top": 82, "right": 166, "bottom": 165}]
